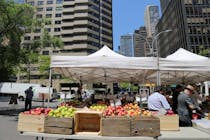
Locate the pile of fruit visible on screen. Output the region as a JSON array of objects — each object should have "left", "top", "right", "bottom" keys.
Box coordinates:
[
  {"left": 22, "top": 107, "right": 52, "bottom": 115},
  {"left": 58, "top": 100, "right": 81, "bottom": 107},
  {"left": 89, "top": 104, "right": 107, "bottom": 111},
  {"left": 103, "top": 103, "right": 153, "bottom": 117},
  {"left": 48, "top": 106, "right": 76, "bottom": 118}
]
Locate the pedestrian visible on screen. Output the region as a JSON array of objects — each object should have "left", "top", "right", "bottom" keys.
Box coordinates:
[
  {"left": 172, "top": 85, "right": 183, "bottom": 113},
  {"left": 148, "top": 86, "right": 171, "bottom": 111},
  {"left": 177, "top": 84, "right": 197, "bottom": 127},
  {"left": 25, "top": 86, "right": 34, "bottom": 111}
]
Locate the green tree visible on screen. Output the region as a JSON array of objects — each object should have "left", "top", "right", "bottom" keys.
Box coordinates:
[
  {"left": 198, "top": 45, "right": 209, "bottom": 57},
  {"left": 0, "top": 0, "right": 34, "bottom": 81}
]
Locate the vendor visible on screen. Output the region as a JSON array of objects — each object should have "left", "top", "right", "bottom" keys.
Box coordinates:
[
  {"left": 147, "top": 86, "right": 170, "bottom": 111},
  {"left": 177, "top": 84, "right": 198, "bottom": 127}
]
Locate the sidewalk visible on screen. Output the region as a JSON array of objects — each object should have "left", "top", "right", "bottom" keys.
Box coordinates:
[{"left": 0, "top": 96, "right": 59, "bottom": 112}]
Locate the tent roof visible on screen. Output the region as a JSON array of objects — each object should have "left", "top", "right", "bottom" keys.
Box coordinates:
[
  {"left": 166, "top": 48, "right": 208, "bottom": 61},
  {"left": 51, "top": 46, "right": 156, "bottom": 83},
  {"left": 88, "top": 45, "right": 125, "bottom": 58}
]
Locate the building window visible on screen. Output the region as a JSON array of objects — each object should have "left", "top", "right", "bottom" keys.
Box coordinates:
[
  {"left": 36, "top": 14, "right": 42, "bottom": 19},
  {"left": 54, "top": 28, "right": 61, "bottom": 32},
  {"left": 38, "top": 1, "right": 44, "bottom": 5},
  {"left": 24, "top": 36, "right": 31, "bottom": 40},
  {"left": 56, "top": 0, "right": 63, "bottom": 4},
  {"left": 53, "top": 50, "right": 59, "bottom": 53},
  {"left": 46, "top": 7, "right": 53, "bottom": 11},
  {"left": 34, "top": 28, "right": 41, "bottom": 33},
  {"left": 46, "top": 28, "right": 51, "bottom": 32},
  {"left": 34, "top": 36, "right": 40, "bottom": 40},
  {"left": 37, "top": 8, "right": 43, "bottom": 12},
  {"left": 55, "top": 13, "right": 62, "bottom": 17},
  {"left": 47, "top": 0, "right": 53, "bottom": 4},
  {"left": 28, "top": 2, "right": 34, "bottom": 5},
  {"left": 42, "top": 51, "right": 49, "bottom": 55},
  {"left": 56, "top": 6, "right": 62, "bottom": 11},
  {"left": 55, "top": 20, "right": 61, "bottom": 24},
  {"left": 46, "top": 14, "right": 52, "bottom": 18}
]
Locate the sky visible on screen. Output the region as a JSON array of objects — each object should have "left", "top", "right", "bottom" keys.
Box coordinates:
[{"left": 113, "top": 0, "right": 160, "bottom": 51}]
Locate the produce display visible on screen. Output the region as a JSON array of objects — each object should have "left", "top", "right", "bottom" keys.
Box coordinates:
[
  {"left": 58, "top": 100, "right": 82, "bottom": 107},
  {"left": 22, "top": 107, "right": 52, "bottom": 115},
  {"left": 48, "top": 106, "right": 76, "bottom": 118},
  {"left": 89, "top": 104, "right": 107, "bottom": 111}
]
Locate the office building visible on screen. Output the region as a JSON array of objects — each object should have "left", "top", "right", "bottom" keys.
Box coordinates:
[
  {"left": 133, "top": 27, "right": 148, "bottom": 57},
  {"left": 144, "top": 5, "right": 160, "bottom": 37},
  {"left": 160, "top": 0, "right": 171, "bottom": 13},
  {"left": 14, "top": 0, "right": 25, "bottom": 3},
  {"left": 156, "top": 0, "right": 210, "bottom": 57},
  {"left": 119, "top": 34, "right": 133, "bottom": 57},
  {"left": 18, "top": 0, "right": 113, "bottom": 89}
]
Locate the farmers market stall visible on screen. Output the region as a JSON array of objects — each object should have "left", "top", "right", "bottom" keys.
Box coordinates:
[{"left": 50, "top": 45, "right": 157, "bottom": 83}]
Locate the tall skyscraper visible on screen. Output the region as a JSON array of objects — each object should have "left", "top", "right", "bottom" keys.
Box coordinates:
[
  {"left": 157, "top": 0, "right": 210, "bottom": 57},
  {"left": 133, "top": 27, "right": 147, "bottom": 57},
  {"left": 119, "top": 34, "right": 133, "bottom": 57},
  {"left": 19, "top": 0, "right": 113, "bottom": 89},
  {"left": 24, "top": 0, "right": 113, "bottom": 56},
  {"left": 144, "top": 5, "right": 160, "bottom": 37}
]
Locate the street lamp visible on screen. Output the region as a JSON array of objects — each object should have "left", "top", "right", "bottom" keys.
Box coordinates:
[
  {"left": 138, "top": 34, "right": 152, "bottom": 56},
  {"left": 152, "top": 29, "right": 172, "bottom": 86}
]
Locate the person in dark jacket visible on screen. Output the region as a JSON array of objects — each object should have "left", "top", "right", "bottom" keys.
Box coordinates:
[
  {"left": 25, "top": 86, "right": 34, "bottom": 111},
  {"left": 172, "top": 85, "right": 183, "bottom": 113},
  {"left": 177, "top": 84, "right": 196, "bottom": 127}
]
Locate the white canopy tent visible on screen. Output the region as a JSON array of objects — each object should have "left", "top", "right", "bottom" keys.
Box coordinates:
[
  {"left": 51, "top": 46, "right": 157, "bottom": 83},
  {"left": 150, "top": 48, "right": 210, "bottom": 84},
  {"left": 50, "top": 46, "right": 210, "bottom": 85}
]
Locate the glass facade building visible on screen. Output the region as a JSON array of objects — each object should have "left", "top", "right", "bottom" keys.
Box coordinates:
[
  {"left": 119, "top": 34, "right": 133, "bottom": 57},
  {"left": 157, "top": 0, "right": 210, "bottom": 57},
  {"left": 144, "top": 5, "right": 160, "bottom": 37}
]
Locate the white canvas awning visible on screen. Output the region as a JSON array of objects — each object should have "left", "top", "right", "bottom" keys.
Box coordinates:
[{"left": 51, "top": 46, "right": 156, "bottom": 83}]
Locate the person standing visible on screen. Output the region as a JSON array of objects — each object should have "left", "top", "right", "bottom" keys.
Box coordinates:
[
  {"left": 177, "top": 84, "right": 196, "bottom": 127},
  {"left": 148, "top": 86, "right": 171, "bottom": 111},
  {"left": 25, "top": 86, "right": 34, "bottom": 111},
  {"left": 172, "top": 85, "right": 183, "bottom": 113}
]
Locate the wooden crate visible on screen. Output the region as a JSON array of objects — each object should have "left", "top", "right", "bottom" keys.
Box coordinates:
[
  {"left": 74, "top": 111, "right": 102, "bottom": 135},
  {"left": 17, "top": 114, "right": 45, "bottom": 133},
  {"left": 158, "top": 115, "right": 179, "bottom": 131},
  {"left": 101, "top": 116, "right": 130, "bottom": 137},
  {"left": 130, "top": 116, "right": 160, "bottom": 137},
  {"left": 44, "top": 116, "right": 73, "bottom": 135}
]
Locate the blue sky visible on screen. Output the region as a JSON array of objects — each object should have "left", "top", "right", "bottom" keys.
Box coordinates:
[{"left": 113, "top": 0, "right": 160, "bottom": 51}]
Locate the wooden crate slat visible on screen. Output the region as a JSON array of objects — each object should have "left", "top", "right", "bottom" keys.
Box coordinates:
[
  {"left": 17, "top": 123, "right": 44, "bottom": 132},
  {"left": 158, "top": 115, "right": 179, "bottom": 131},
  {"left": 44, "top": 127, "right": 72, "bottom": 135},
  {"left": 101, "top": 117, "right": 130, "bottom": 136},
  {"left": 18, "top": 114, "right": 45, "bottom": 124},
  {"left": 45, "top": 117, "right": 73, "bottom": 128},
  {"left": 130, "top": 116, "right": 160, "bottom": 137},
  {"left": 74, "top": 111, "right": 102, "bottom": 135}
]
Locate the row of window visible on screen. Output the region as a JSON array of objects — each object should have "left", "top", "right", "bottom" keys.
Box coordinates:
[
  {"left": 37, "top": 13, "right": 62, "bottom": 18},
  {"left": 28, "top": 0, "right": 63, "bottom": 6},
  {"left": 37, "top": 6, "right": 62, "bottom": 12}
]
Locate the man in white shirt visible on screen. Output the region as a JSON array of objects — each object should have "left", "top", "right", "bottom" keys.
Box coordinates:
[{"left": 148, "top": 87, "right": 170, "bottom": 111}]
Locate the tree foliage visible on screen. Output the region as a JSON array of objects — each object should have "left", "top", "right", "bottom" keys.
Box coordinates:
[{"left": 0, "top": 0, "right": 34, "bottom": 81}]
